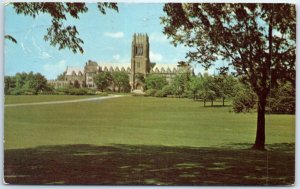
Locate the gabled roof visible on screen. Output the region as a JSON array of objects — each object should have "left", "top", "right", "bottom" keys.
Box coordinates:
[{"left": 66, "top": 67, "right": 84, "bottom": 76}]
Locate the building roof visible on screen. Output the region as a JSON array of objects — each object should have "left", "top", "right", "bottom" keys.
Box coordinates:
[
  {"left": 151, "top": 65, "right": 179, "bottom": 73},
  {"left": 66, "top": 67, "right": 84, "bottom": 76}
]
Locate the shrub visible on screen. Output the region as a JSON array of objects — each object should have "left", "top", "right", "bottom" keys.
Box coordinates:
[
  {"left": 69, "top": 88, "right": 88, "bottom": 95},
  {"left": 87, "top": 89, "right": 96, "bottom": 95},
  {"left": 232, "top": 90, "right": 256, "bottom": 113},
  {"left": 10, "top": 88, "right": 37, "bottom": 95},
  {"left": 154, "top": 90, "right": 165, "bottom": 97},
  {"left": 95, "top": 91, "right": 108, "bottom": 96},
  {"left": 161, "top": 85, "right": 174, "bottom": 95},
  {"left": 145, "top": 89, "right": 157, "bottom": 97},
  {"left": 267, "top": 82, "right": 295, "bottom": 114}
]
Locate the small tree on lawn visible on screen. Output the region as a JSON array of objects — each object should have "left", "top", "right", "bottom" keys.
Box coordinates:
[
  {"left": 214, "top": 74, "right": 238, "bottom": 106},
  {"left": 188, "top": 75, "right": 203, "bottom": 100},
  {"left": 93, "top": 72, "right": 112, "bottom": 92},
  {"left": 200, "top": 73, "right": 216, "bottom": 106},
  {"left": 112, "top": 71, "right": 130, "bottom": 92}
]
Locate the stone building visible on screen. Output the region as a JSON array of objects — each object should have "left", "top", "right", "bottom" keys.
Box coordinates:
[{"left": 49, "top": 33, "right": 192, "bottom": 90}]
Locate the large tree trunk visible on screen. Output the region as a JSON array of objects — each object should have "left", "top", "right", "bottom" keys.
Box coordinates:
[
  {"left": 204, "top": 99, "right": 206, "bottom": 107},
  {"left": 211, "top": 98, "right": 213, "bottom": 106},
  {"left": 252, "top": 95, "right": 267, "bottom": 150},
  {"left": 222, "top": 97, "right": 225, "bottom": 106}
]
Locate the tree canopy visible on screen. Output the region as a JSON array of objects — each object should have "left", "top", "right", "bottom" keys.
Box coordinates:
[
  {"left": 145, "top": 74, "right": 168, "bottom": 90},
  {"left": 112, "top": 71, "right": 130, "bottom": 92},
  {"left": 5, "top": 72, "right": 49, "bottom": 95},
  {"left": 93, "top": 72, "right": 112, "bottom": 92},
  {"left": 161, "top": 3, "right": 296, "bottom": 150}
]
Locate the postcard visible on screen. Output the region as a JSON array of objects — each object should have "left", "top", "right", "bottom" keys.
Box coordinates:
[{"left": 4, "top": 2, "right": 295, "bottom": 185}]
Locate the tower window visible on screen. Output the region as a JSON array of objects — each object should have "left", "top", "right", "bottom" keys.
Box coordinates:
[
  {"left": 136, "top": 46, "right": 143, "bottom": 56},
  {"left": 137, "top": 62, "right": 140, "bottom": 68},
  {"left": 140, "top": 47, "right": 143, "bottom": 55}
]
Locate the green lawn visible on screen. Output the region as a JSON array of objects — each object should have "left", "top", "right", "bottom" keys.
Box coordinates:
[
  {"left": 4, "top": 95, "right": 295, "bottom": 185},
  {"left": 4, "top": 95, "right": 93, "bottom": 104}
]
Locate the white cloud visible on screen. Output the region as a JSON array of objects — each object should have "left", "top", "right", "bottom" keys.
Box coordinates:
[
  {"left": 113, "top": 54, "right": 120, "bottom": 60},
  {"left": 150, "top": 51, "right": 163, "bottom": 62},
  {"left": 41, "top": 52, "right": 52, "bottom": 59},
  {"left": 43, "top": 60, "right": 66, "bottom": 79},
  {"left": 104, "top": 32, "right": 124, "bottom": 38}
]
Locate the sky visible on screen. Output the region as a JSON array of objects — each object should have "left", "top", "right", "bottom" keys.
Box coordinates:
[{"left": 5, "top": 3, "right": 223, "bottom": 79}]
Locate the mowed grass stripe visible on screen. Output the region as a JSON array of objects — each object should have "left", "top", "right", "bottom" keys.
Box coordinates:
[
  {"left": 4, "top": 96, "right": 295, "bottom": 149},
  {"left": 4, "top": 95, "right": 93, "bottom": 104}
]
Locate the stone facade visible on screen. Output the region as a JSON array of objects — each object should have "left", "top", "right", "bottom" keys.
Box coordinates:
[{"left": 49, "top": 33, "right": 192, "bottom": 90}]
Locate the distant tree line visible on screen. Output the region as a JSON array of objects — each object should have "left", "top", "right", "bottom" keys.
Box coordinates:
[
  {"left": 4, "top": 71, "right": 131, "bottom": 95},
  {"left": 4, "top": 70, "right": 294, "bottom": 114},
  {"left": 5, "top": 72, "right": 52, "bottom": 95},
  {"left": 142, "top": 72, "right": 295, "bottom": 114}
]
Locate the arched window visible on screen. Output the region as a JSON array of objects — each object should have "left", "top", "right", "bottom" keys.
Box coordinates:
[
  {"left": 139, "top": 47, "right": 143, "bottom": 55},
  {"left": 136, "top": 46, "right": 143, "bottom": 56}
]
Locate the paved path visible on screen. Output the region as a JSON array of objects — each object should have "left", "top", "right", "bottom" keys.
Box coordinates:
[{"left": 5, "top": 95, "right": 124, "bottom": 107}]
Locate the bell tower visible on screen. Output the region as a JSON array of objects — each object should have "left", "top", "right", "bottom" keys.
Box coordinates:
[{"left": 130, "top": 33, "right": 150, "bottom": 90}]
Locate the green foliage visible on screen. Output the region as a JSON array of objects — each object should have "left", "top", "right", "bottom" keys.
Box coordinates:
[
  {"left": 154, "top": 90, "right": 166, "bottom": 97},
  {"left": 161, "top": 85, "right": 175, "bottom": 96},
  {"left": 267, "top": 82, "right": 295, "bottom": 114},
  {"left": 56, "top": 72, "right": 66, "bottom": 81},
  {"left": 162, "top": 3, "right": 296, "bottom": 149},
  {"left": 4, "top": 76, "right": 16, "bottom": 95},
  {"left": 54, "top": 85, "right": 96, "bottom": 95},
  {"left": 232, "top": 87, "right": 256, "bottom": 113},
  {"left": 67, "top": 88, "right": 88, "bottom": 95},
  {"left": 10, "top": 88, "right": 37, "bottom": 95},
  {"left": 145, "top": 89, "right": 158, "bottom": 97},
  {"left": 213, "top": 74, "right": 239, "bottom": 105},
  {"left": 112, "top": 71, "right": 130, "bottom": 93},
  {"left": 171, "top": 73, "right": 190, "bottom": 96},
  {"left": 93, "top": 72, "right": 112, "bottom": 92},
  {"left": 199, "top": 73, "right": 216, "bottom": 105},
  {"left": 5, "top": 72, "right": 49, "bottom": 95},
  {"left": 232, "top": 81, "right": 295, "bottom": 114},
  {"left": 95, "top": 91, "right": 108, "bottom": 96},
  {"left": 188, "top": 76, "right": 202, "bottom": 100},
  {"left": 9, "top": 2, "right": 118, "bottom": 53},
  {"left": 135, "top": 73, "right": 145, "bottom": 84},
  {"left": 144, "top": 74, "right": 168, "bottom": 90}
]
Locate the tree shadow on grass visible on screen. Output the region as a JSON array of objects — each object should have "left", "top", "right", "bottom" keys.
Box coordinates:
[{"left": 4, "top": 143, "right": 294, "bottom": 185}]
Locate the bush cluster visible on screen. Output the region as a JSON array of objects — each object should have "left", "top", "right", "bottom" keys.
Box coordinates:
[
  {"left": 232, "top": 90, "right": 256, "bottom": 113},
  {"left": 55, "top": 87, "right": 97, "bottom": 95}
]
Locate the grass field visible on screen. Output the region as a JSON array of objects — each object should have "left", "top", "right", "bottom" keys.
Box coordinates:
[
  {"left": 4, "top": 95, "right": 295, "bottom": 185},
  {"left": 4, "top": 95, "right": 93, "bottom": 104}
]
